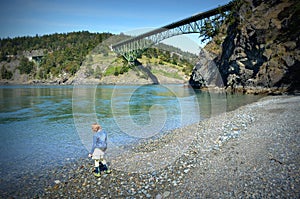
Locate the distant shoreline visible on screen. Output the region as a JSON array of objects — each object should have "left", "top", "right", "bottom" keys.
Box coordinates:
[{"left": 0, "top": 79, "right": 293, "bottom": 95}]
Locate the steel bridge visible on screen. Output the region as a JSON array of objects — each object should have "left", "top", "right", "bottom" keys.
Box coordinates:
[{"left": 111, "top": 2, "right": 234, "bottom": 62}]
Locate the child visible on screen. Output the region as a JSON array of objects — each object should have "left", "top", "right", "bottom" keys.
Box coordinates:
[{"left": 88, "top": 123, "right": 111, "bottom": 177}]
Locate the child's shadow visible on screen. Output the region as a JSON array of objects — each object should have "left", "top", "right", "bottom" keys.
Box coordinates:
[{"left": 99, "top": 162, "right": 110, "bottom": 172}]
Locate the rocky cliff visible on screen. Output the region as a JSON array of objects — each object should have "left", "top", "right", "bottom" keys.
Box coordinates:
[{"left": 190, "top": 0, "right": 300, "bottom": 94}]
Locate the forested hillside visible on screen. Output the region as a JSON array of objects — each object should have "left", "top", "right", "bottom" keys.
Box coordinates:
[
  {"left": 0, "top": 31, "right": 112, "bottom": 82},
  {"left": 0, "top": 31, "right": 197, "bottom": 84}
]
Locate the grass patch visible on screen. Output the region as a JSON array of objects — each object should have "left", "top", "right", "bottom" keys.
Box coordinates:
[{"left": 151, "top": 69, "right": 183, "bottom": 80}]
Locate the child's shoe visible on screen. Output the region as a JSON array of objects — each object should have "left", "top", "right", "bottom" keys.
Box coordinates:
[
  {"left": 93, "top": 167, "right": 101, "bottom": 177},
  {"left": 103, "top": 164, "right": 111, "bottom": 174}
]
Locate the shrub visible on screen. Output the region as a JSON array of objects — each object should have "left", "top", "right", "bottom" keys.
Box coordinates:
[
  {"left": 18, "top": 56, "right": 34, "bottom": 74},
  {"left": 1, "top": 66, "right": 13, "bottom": 79}
]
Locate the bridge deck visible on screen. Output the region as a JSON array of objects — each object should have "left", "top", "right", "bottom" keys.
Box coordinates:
[{"left": 112, "top": 2, "right": 233, "bottom": 49}]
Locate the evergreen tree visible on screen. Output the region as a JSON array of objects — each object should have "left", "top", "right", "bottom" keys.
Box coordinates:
[
  {"left": 1, "top": 65, "right": 13, "bottom": 79},
  {"left": 18, "top": 57, "right": 34, "bottom": 74}
]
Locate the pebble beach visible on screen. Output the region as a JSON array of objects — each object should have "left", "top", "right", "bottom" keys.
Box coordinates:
[{"left": 2, "top": 95, "right": 300, "bottom": 198}]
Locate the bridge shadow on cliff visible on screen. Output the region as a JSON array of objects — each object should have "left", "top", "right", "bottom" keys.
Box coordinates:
[{"left": 134, "top": 60, "right": 159, "bottom": 84}]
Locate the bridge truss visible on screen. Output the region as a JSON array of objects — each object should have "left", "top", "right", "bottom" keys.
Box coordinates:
[{"left": 111, "top": 3, "right": 233, "bottom": 62}]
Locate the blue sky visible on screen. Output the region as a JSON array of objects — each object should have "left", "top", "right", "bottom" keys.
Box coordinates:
[
  {"left": 1, "top": 0, "right": 231, "bottom": 53},
  {"left": 1, "top": 0, "right": 231, "bottom": 38}
]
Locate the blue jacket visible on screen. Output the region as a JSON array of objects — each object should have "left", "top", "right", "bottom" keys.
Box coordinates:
[{"left": 90, "top": 129, "right": 107, "bottom": 154}]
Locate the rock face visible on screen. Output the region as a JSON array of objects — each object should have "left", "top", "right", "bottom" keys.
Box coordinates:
[
  {"left": 189, "top": 49, "right": 224, "bottom": 89},
  {"left": 190, "top": 0, "right": 300, "bottom": 94}
]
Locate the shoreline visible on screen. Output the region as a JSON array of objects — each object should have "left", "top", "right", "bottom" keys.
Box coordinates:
[
  {"left": 0, "top": 79, "right": 295, "bottom": 96},
  {"left": 1, "top": 95, "right": 299, "bottom": 198}
]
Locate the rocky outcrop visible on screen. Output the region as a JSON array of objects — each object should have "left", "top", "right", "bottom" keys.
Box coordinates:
[
  {"left": 189, "top": 49, "right": 224, "bottom": 89},
  {"left": 190, "top": 0, "right": 300, "bottom": 94},
  {"left": 71, "top": 65, "right": 187, "bottom": 85}
]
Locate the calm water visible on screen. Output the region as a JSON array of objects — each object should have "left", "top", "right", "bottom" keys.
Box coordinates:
[{"left": 0, "top": 84, "right": 262, "bottom": 189}]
